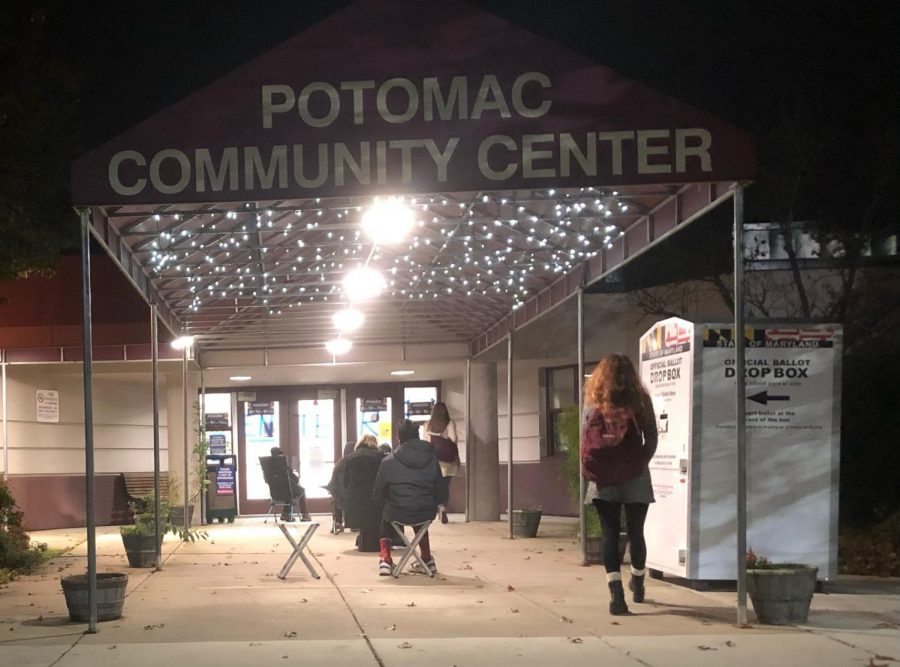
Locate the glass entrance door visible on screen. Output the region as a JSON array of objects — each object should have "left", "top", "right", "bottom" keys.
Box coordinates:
[
  {"left": 237, "top": 400, "right": 281, "bottom": 515},
  {"left": 297, "top": 399, "right": 334, "bottom": 500}
]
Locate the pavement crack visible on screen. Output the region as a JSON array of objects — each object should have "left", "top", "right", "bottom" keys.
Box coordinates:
[
  {"left": 47, "top": 631, "right": 86, "bottom": 667},
  {"left": 310, "top": 550, "right": 386, "bottom": 667}
]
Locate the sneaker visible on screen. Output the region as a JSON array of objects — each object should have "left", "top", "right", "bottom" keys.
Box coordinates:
[
  {"left": 300, "top": 514, "right": 312, "bottom": 522},
  {"left": 379, "top": 560, "right": 393, "bottom": 576},
  {"left": 409, "top": 559, "right": 436, "bottom": 574},
  {"left": 280, "top": 514, "right": 295, "bottom": 522},
  {"left": 440, "top": 509, "right": 449, "bottom": 524}
]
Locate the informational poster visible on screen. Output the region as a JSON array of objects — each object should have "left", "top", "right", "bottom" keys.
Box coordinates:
[
  {"left": 639, "top": 318, "right": 694, "bottom": 576},
  {"left": 697, "top": 325, "right": 839, "bottom": 577},
  {"left": 208, "top": 433, "right": 229, "bottom": 455},
  {"left": 205, "top": 412, "right": 231, "bottom": 430},
  {"left": 361, "top": 398, "right": 387, "bottom": 412},
  {"left": 406, "top": 401, "right": 434, "bottom": 417},
  {"left": 36, "top": 389, "right": 60, "bottom": 423},
  {"left": 215, "top": 464, "right": 235, "bottom": 495},
  {"left": 247, "top": 401, "right": 275, "bottom": 416}
]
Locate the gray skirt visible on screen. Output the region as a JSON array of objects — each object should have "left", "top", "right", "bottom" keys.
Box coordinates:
[{"left": 585, "top": 468, "right": 655, "bottom": 505}]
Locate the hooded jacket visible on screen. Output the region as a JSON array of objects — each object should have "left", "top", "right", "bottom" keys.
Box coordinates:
[{"left": 373, "top": 438, "right": 446, "bottom": 525}]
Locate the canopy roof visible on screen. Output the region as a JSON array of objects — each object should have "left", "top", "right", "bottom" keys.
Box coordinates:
[{"left": 71, "top": 0, "right": 753, "bottom": 356}]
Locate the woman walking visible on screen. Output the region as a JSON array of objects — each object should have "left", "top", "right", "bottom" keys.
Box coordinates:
[
  {"left": 581, "top": 354, "right": 658, "bottom": 615},
  {"left": 420, "top": 402, "right": 459, "bottom": 524}
]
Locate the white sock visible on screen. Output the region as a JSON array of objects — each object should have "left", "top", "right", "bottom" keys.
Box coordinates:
[
  {"left": 631, "top": 567, "right": 646, "bottom": 577},
  {"left": 606, "top": 571, "right": 622, "bottom": 583}
]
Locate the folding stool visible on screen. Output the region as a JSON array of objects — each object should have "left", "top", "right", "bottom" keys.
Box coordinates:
[
  {"left": 390, "top": 519, "right": 434, "bottom": 578},
  {"left": 276, "top": 518, "right": 321, "bottom": 580}
]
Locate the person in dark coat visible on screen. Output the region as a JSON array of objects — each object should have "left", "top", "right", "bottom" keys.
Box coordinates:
[
  {"left": 372, "top": 420, "right": 446, "bottom": 575},
  {"left": 325, "top": 441, "right": 357, "bottom": 533},
  {"left": 269, "top": 447, "right": 311, "bottom": 522},
  {"left": 341, "top": 435, "right": 384, "bottom": 551}
]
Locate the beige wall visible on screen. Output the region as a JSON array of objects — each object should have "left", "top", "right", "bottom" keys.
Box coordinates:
[{"left": 4, "top": 365, "right": 169, "bottom": 476}]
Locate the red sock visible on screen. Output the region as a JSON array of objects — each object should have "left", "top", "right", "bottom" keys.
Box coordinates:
[
  {"left": 379, "top": 538, "right": 393, "bottom": 562},
  {"left": 419, "top": 531, "right": 432, "bottom": 562}
]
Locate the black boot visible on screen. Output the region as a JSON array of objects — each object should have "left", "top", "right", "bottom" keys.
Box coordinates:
[
  {"left": 608, "top": 580, "right": 629, "bottom": 615},
  {"left": 629, "top": 574, "right": 645, "bottom": 603}
]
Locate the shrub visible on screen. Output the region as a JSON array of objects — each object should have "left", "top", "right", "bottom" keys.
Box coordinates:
[{"left": 0, "top": 478, "right": 49, "bottom": 575}]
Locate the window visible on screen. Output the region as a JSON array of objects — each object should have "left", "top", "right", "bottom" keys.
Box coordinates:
[
  {"left": 403, "top": 386, "right": 438, "bottom": 424},
  {"left": 543, "top": 362, "right": 596, "bottom": 456}
]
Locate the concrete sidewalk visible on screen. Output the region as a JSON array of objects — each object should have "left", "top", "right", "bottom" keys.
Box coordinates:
[{"left": 1, "top": 517, "right": 897, "bottom": 666}]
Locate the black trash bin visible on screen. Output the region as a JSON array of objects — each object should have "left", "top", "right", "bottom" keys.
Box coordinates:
[{"left": 205, "top": 455, "right": 238, "bottom": 523}]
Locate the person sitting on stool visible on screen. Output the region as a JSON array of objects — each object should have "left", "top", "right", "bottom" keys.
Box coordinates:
[
  {"left": 372, "top": 420, "right": 446, "bottom": 576},
  {"left": 270, "top": 446, "right": 312, "bottom": 522}
]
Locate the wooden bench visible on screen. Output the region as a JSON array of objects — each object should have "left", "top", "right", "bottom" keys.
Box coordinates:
[{"left": 122, "top": 471, "right": 169, "bottom": 504}]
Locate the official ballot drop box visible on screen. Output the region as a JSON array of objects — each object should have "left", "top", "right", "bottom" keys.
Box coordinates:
[{"left": 639, "top": 319, "right": 841, "bottom": 581}]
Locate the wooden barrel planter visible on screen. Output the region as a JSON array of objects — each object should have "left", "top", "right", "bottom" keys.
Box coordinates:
[
  {"left": 122, "top": 534, "right": 163, "bottom": 568},
  {"left": 748, "top": 565, "right": 818, "bottom": 625},
  {"left": 583, "top": 533, "right": 630, "bottom": 565},
  {"left": 511, "top": 509, "right": 543, "bottom": 537},
  {"left": 60, "top": 573, "right": 128, "bottom": 622}
]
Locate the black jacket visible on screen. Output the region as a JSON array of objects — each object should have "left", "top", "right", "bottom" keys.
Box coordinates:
[
  {"left": 373, "top": 438, "right": 446, "bottom": 525},
  {"left": 342, "top": 447, "right": 385, "bottom": 524}
]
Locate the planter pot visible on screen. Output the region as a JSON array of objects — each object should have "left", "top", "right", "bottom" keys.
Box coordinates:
[
  {"left": 747, "top": 565, "right": 818, "bottom": 625},
  {"left": 511, "top": 509, "right": 543, "bottom": 538},
  {"left": 60, "top": 573, "right": 128, "bottom": 622},
  {"left": 169, "top": 504, "right": 194, "bottom": 528},
  {"left": 121, "top": 533, "right": 164, "bottom": 568},
  {"left": 583, "top": 532, "right": 630, "bottom": 565}
]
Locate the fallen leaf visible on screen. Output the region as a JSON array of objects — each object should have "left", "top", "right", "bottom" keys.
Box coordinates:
[
  {"left": 725, "top": 641, "right": 736, "bottom": 648},
  {"left": 610, "top": 621, "right": 619, "bottom": 625},
  {"left": 398, "top": 641, "right": 413, "bottom": 649},
  {"left": 406, "top": 601, "right": 416, "bottom": 607},
  {"left": 506, "top": 585, "right": 516, "bottom": 591},
  {"left": 283, "top": 631, "right": 297, "bottom": 638},
  {"left": 510, "top": 608, "right": 519, "bottom": 613},
  {"left": 523, "top": 556, "right": 531, "bottom": 560},
  {"left": 249, "top": 642, "right": 262, "bottom": 647},
  {"left": 299, "top": 598, "right": 307, "bottom": 603},
  {"left": 560, "top": 616, "right": 573, "bottom": 623},
  {"left": 868, "top": 660, "right": 889, "bottom": 667},
  {"left": 385, "top": 624, "right": 397, "bottom": 631},
  {"left": 697, "top": 645, "right": 717, "bottom": 651},
  {"left": 108, "top": 645, "right": 117, "bottom": 649},
  {"left": 569, "top": 637, "right": 583, "bottom": 644},
  {"left": 873, "top": 657, "right": 898, "bottom": 663}
]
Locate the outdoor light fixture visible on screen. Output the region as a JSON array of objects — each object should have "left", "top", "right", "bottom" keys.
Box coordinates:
[
  {"left": 342, "top": 266, "right": 386, "bottom": 301},
  {"left": 229, "top": 375, "right": 252, "bottom": 381},
  {"left": 362, "top": 196, "right": 415, "bottom": 244},
  {"left": 170, "top": 335, "right": 195, "bottom": 350},
  {"left": 325, "top": 338, "right": 352, "bottom": 355},
  {"left": 332, "top": 307, "right": 365, "bottom": 332},
  {"left": 390, "top": 370, "right": 415, "bottom": 376}
]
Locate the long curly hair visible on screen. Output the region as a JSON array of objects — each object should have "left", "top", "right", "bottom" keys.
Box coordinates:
[
  {"left": 584, "top": 353, "right": 652, "bottom": 418},
  {"left": 426, "top": 401, "right": 450, "bottom": 433}
]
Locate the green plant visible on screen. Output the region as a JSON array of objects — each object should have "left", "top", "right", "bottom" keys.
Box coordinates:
[
  {"left": 121, "top": 492, "right": 207, "bottom": 543},
  {"left": 0, "top": 478, "right": 53, "bottom": 577},
  {"left": 168, "top": 402, "right": 212, "bottom": 511},
  {"left": 558, "top": 406, "right": 602, "bottom": 536}
]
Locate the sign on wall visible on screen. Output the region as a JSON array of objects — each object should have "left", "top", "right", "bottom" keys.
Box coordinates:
[
  {"left": 70, "top": 0, "right": 753, "bottom": 205},
  {"left": 36, "top": 389, "right": 60, "bottom": 423}
]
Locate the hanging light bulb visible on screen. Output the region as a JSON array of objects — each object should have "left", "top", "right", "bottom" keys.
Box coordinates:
[
  {"left": 325, "top": 338, "right": 352, "bottom": 355},
  {"left": 332, "top": 308, "right": 365, "bottom": 332},
  {"left": 342, "top": 267, "right": 385, "bottom": 301},
  {"left": 361, "top": 196, "right": 415, "bottom": 244}
]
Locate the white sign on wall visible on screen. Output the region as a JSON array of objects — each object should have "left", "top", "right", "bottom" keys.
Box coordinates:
[
  {"left": 36, "top": 389, "right": 60, "bottom": 423},
  {"left": 639, "top": 317, "right": 694, "bottom": 577}
]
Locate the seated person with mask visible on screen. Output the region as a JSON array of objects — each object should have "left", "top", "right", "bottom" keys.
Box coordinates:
[
  {"left": 270, "top": 446, "right": 312, "bottom": 522},
  {"left": 372, "top": 420, "right": 446, "bottom": 576}
]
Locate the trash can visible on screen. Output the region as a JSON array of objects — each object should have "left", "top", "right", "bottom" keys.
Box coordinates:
[{"left": 205, "top": 455, "right": 237, "bottom": 523}]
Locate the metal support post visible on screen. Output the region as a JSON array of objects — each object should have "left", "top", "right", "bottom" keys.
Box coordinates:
[
  {"left": 577, "top": 288, "right": 586, "bottom": 562},
  {"left": 506, "top": 332, "right": 514, "bottom": 539},
  {"left": 464, "top": 358, "right": 472, "bottom": 522},
  {"left": 182, "top": 346, "right": 190, "bottom": 527},
  {"left": 2, "top": 350, "right": 8, "bottom": 480},
  {"left": 150, "top": 304, "right": 161, "bottom": 569},
  {"left": 733, "top": 186, "right": 748, "bottom": 625},
  {"left": 199, "top": 369, "right": 206, "bottom": 525},
  {"left": 79, "top": 209, "right": 98, "bottom": 633}
]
